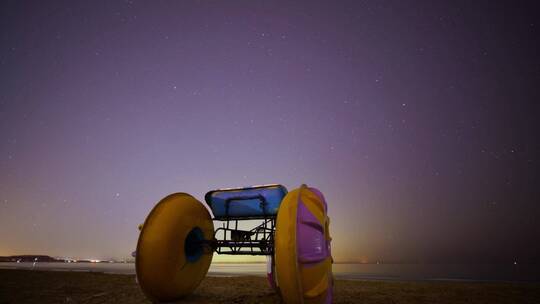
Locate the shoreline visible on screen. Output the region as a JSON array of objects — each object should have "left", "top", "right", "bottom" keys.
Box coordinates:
[{"left": 1, "top": 262, "right": 539, "bottom": 283}]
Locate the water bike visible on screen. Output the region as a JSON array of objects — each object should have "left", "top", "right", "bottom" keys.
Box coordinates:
[{"left": 135, "top": 184, "right": 333, "bottom": 303}]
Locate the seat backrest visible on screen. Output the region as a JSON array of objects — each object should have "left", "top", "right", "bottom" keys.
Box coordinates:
[{"left": 204, "top": 184, "right": 288, "bottom": 219}]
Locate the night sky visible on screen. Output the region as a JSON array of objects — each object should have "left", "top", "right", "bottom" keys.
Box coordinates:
[{"left": 1, "top": 1, "right": 539, "bottom": 263}]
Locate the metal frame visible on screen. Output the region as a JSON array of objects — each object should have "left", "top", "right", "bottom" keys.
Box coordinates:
[
  {"left": 213, "top": 217, "right": 275, "bottom": 255},
  {"left": 207, "top": 194, "right": 276, "bottom": 256}
]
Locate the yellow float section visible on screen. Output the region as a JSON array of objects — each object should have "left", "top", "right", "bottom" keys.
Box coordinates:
[
  {"left": 136, "top": 193, "right": 214, "bottom": 302},
  {"left": 275, "top": 187, "right": 302, "bottom": 303},
  {"left": 275, "top": 185, "right": 333, "bottom": 304}
]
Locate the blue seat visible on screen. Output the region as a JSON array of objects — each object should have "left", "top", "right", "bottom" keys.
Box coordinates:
[{"left": 204, "top": 184, "right": 288, "bottom": 219}]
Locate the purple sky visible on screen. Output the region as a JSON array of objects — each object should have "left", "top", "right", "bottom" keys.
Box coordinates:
[{"left": 1, "top": 1, "right": 539, "bottom": 263}]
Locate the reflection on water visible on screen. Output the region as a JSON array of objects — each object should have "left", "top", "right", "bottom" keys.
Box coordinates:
[{"left": 1, "top": 262, "right": 538, "bottom": 282}]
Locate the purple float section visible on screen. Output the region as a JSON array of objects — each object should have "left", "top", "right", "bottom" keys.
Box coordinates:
[
  {"left": 308, "top": 187, "right": 332, "bottom": 258},
  {"left": 266, "top": 256, "right": 277, "bottom": 290},
  {"left": 297, "top": 187, "right": 333, "bottom": 303}
]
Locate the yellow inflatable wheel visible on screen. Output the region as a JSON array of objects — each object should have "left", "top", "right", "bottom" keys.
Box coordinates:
[
  {"left": 275, "top": 185, "right": 333, "bottom": 304},
  {"left": 136, "top": 193, "right": 214, "bottom": 302}
]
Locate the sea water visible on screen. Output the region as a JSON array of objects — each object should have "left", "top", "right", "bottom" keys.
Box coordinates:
[{"left": 1, "top": 262, "right": 538, "bottom": 282}]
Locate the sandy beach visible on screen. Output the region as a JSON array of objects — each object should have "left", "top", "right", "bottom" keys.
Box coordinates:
[{"left": 1, "top": 269, "right": 539, "bottom": 304}]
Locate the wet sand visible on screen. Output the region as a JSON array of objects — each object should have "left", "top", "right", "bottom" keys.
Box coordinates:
[{"left": 0, "top": 269, "right": 539, "bottom": 303}]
